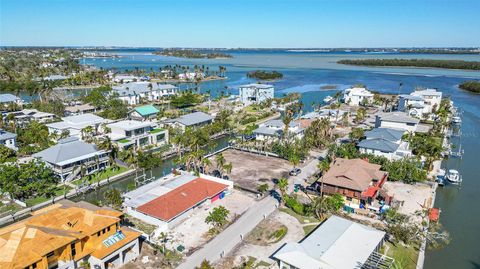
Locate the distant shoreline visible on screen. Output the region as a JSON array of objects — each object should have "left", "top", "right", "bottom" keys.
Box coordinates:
[{"left": 337, "top": 59, "right": 480, "bottom": 71}]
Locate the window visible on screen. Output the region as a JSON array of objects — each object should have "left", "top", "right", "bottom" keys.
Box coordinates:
[
  {"left": 46, "top": 251, "right": 55, "bottom": 258},
  {"left": 97, "top": 231, "right": 101, "bottom": 236},
  {"left": 71, "top": 242, "right": 76, "bottom": 257},
  {"left": 32, "top": 264, "right": 37, "bottom": 269},
  {"left": 107, "top": 226, "right": 111, "bottom": 232}
]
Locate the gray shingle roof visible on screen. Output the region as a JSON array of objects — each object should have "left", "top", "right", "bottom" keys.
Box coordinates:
[
  {"left": 170, "top": 112, "right": 214, "bottom": 126},
  {"left": 33, "top": 137, "right": 104, "bottom": 165},
  {"left": 357, "top": 138, "right": 400, "bottom": 153},
  {"left": 364, "top": 128, "right": 404, "bottom": 142},
  {"left": 0, "top": 129, "right": 16, "bottom": 141},
  {"left": 253, "top": 126, "right": 281, "bottom": 137}
]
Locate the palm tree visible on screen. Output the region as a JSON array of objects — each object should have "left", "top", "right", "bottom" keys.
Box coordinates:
[{"left": 277, "top": 178, "right": 289, "bottom": 198}]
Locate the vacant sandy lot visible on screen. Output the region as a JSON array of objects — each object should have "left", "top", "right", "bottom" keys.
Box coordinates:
[
  {"left": 209, "top": 149, "right": 292, "bottom": 191},
  {"left": 384, "top": 181, "right": 434, "bottom": 217},
  {"left": 165, "top": 190, "right": 257, "bottom": 254}
]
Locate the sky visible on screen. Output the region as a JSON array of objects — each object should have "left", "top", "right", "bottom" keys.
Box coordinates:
[{"left": 1, "top": 0, "right": 479, "bottom": 48}]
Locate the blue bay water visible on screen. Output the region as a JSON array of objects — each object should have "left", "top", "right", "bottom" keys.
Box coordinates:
[{"left": 85, "top": 50, "right": 480, "bottom": 269}]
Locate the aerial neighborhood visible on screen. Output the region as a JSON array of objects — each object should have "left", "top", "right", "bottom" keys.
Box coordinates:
[{"left": 0, "top": 47, "right": 462, "bottom": 269}]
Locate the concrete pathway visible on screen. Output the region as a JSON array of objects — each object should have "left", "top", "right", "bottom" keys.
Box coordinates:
[{"left": 177, "top": 197, "right": 278, "bottom": 269}]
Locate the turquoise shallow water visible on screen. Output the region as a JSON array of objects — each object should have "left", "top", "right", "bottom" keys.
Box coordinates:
[{"left": 85, "top": 50, "right": 480, "bottom": 269}]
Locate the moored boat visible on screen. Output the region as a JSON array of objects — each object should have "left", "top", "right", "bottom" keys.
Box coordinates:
[
  {"left": 446, "top": 169, "right": 462, "bottom": 184},
  {"left": 452, "top": 116, "right": 462, "bottom": 124},
  {"left": 323, "top": 95, "right": 334, "bottom": 103}
]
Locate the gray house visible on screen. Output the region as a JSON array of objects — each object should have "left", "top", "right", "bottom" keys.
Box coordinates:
[
  {"left": 33, "top": 137, "right": 110, "bottom": 181},
  {"left": 165, "top": 111, "right": 214, "bottom": 131},
  {"left": 357, "top": 127, "right": 411, "bottom": 160},
  {"left": 0, "top": 129, "right": 17, "bottom": 151}
]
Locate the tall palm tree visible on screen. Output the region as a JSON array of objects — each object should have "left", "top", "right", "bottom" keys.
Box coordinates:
[{"left": 277, "top": 178, "right": 289, "bottom": 199}]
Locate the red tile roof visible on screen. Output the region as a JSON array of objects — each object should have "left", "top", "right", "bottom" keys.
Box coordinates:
[{"left": 137, "top": 178, "right": 228, "bottom": 222}]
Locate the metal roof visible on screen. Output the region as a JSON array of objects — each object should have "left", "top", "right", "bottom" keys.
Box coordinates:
[
  {"left": 357, "top": 138, "right": 400, "bottom": 153},
  {"left": 273, "top": 216, "right": 385, "bottom": 269},
  {"left": 377, "top": 112, "right": 420, "bottom": 124},
  {"left": 33, "top": 137, "right": 106, "bottom": 165},
  {"left": 0, "top": 129, "right": 16, "bottom": 141},
  {"left": 0, "top": 94, "right": 20, "bottom": 103},
  {"left": 134, "top": 105, "right": 159, "bottom": 117},
  {"left": 171, "top": 111, "right": 214, "bottom": 126},
  {"left": 364, "top": 128, "right": 404, "bottom": 142}
]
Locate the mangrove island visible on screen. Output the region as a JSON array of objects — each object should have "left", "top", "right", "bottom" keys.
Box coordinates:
[
  {"left": 246, "top": 70, "right": 284, "bottom": 80},
  {"left": 153, "top": 49, "right": 233, "bottom": 59},
  {"left": 337, "top": 59, "right": 480, "bottom": 70}
]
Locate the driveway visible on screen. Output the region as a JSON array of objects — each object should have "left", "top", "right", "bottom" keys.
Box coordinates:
[{"left": 176, "top": 197, "right": 278, "bottom": 269}]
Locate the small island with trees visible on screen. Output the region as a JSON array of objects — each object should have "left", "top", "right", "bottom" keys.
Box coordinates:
[
  {"left": 153, "top": 49, "right": 233, "bottom": 59},
  {"left": 337, "top": 59, "right": 480, "bottom": 71},
  {"left": 247, "top": 70, "right": 283, "bottom": 80},
  {"left": 459, "top": 80, "right": 480, "bottom": 93}
]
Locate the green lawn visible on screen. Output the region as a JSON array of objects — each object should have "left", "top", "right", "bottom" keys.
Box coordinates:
[
  {"left": 149, "top": 128, "right": 165, "bottom": 134},
  {"left": 25, "top": 186, "right": 72, "bottom": 207},
  {"left": 73, "top": 166, "right": 129, "bottom": 186},
  {"left": 382, "top": 241, "right": 420, "bottom": 269},
  {"left": 279, "top": 207, "right": 319, "bottom": 224},
  {"left": 118, "top": 139, "right": 131, "bottom": 143},
  {"left": 0, "top": 203, "right": 22, "bottom": 215}
]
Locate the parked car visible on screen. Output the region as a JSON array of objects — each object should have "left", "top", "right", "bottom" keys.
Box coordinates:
[
  {"left": 306, "top": 182, "right": 320, "bottom": 194},
  {"left": 270, "top": 190, "right": 282, "bottom": 202},
  {"left": 289, "top": 168, "right": 302, "bottom": 176}
]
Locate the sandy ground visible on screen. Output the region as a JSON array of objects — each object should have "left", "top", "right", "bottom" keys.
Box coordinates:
[
  {"left": 209, "top": 149, "right": 292, "bottom": 191},
  {"left": 384, "top": 181, "right": 434, "bottom": 216},
  {"left": 165, "top": 190, "right": 257, "bottom": 253},
  {"left": 217, "top": 210, "right": 305, "bottom": 268}
]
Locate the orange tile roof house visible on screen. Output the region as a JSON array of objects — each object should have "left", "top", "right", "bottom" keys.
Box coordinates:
[
  {"left": 0, "top": 200, "right": 141, "bottom": 269},
  {"left": 318, "top": 158, "right": 388, "bottom": 209},
  {"left": 123, "top": 172, "right": 232, "bottom": 232}
]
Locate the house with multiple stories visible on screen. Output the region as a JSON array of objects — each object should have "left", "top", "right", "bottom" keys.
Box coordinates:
[
  {"left": 123, "top": 172, "right": 232, "bottom": 233},
  {"left": 112, "top": 82, "right": 178, "bottom": 105},
  {"left": 317, "top": 158, "right": 389, "bottom": 210},
  {"left": 164, "top": 111, "right": 214, "bottom": 131},
  {"left": 238, "top": 84, "right": 274, "bottom": 106},
  {"left": 357, "top": 127, "right": 412, "bottom": 160},
  {"left": 33, "top": 137, "right": 110, "bottom": 181},
  {"left": 7, "top": 109, "right": 56, "bottom": 125},
  {"left": 0, "top": 129, "right": 17, "bottom": 150},
  {"left": 0, "top": 93, "right": 23, "bottom": 107},
  {"left": 253, "top": 119, "right": 304, "bottom": 141},
  {"left": 375, "top": 111, "right": 420, "bottom": 133},
  {"left": 129, "top": 105, "right": 159, "bottom": 121},
  {"left": 411, "top": 88, "right": 442, "bottom": 112},
  {"left": 0, "top": 200, "right": 141, "bottom": 269},
  {"left": 46, "top": 113, "right": 111, "bottom": 138},
  {"left": 398, "top": 88, "right": 443, "bottom": 118},
  {"left": 343, "top": 87, "right": 374, "bottom": 106},
  {"left": 107, "top": 120, "right": 168, "bottom": 150},
  {"left": 273, "top": 215, "right": 389, "bottom": 269}
]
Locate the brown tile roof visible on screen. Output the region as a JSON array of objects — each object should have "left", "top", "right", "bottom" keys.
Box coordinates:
[
  {"left": 137, "top": 178, "right": 228, "bottom": 222},
  {"left": 320, "top": 158, "right": 386, "bottom": 192},
  {"left": 296, "top": 119, "right": 313, "bottom": 129},
  {"left": 0, "top": 200, "right": 136, "bottom": 269}
]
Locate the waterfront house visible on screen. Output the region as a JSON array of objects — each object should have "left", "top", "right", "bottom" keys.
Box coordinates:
[
  {"left": 0, "top": 128, "right": 17, "bottom": 151},
  {"left": 397, "top": 94, "right": 427, "bottom": 118},
  {"left": 238, "top": 84, "right": 275, "bottom": 106},
  {"left": 164, "top": 111, "right": 214, "bottom": 131},
  {"left": 46, "top": 113, "right": 111, "bottom": 139},
  {"left": 357, "top": 127, "right": 412, "bottom": 160},
  {"left": 273, "top": 215, "right": 388, "bottom": 269},
  {"left": 33, "top": 137, "right": 110, "bottom": 181},
  {"left": 7, "top": 109, "right": 56, "bottom": 125},
  {"left": 123, "top": 172, "right": 232, "bottom": 233},
  {"left": 375, "top": 111, "right": 420, "bottom": 132},
  {"left": 253, "top": 119, "right": 304, "bottom": 141},
  {"left": 0, "top": 200, "right": 141, "bottom": 269},
  {"left": 64, "top": 103, "right": 97, "bottom": 116},
  {"left": 317, "top": 158, "right": 389, "bottom": 210},
  {"left": 0, "top": 93, "right": 23, "bottom": 107},
  {"left": 411, "top": 88, "right": 442, "bottom": 113},
  {"left": 129, "top": 105, "right": 159, "bottom": 121},
  {"left": 343, "top": 87, "right": 374, "bottom": 106},
  {"left": 111, "top": 73, "right": 147, "bottom": 83},
  {"left": 112, "top": 82, "right": 178, "bottom": 106},
  {"left": 107, "top": 120, "right": 168, "bottom": 150}
]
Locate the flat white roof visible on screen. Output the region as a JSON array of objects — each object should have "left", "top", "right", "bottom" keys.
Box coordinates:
[
  {"left": 107, "top": 120, "right": 152, "bottom": 131},
  {"left": 273, "top": 216, "right": 385, "bottom": 269}
]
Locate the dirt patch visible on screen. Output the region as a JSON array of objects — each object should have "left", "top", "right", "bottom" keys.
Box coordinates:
[
  {"left": 123, "top": 242, "right": 183, "bottom": 269},
  {"left": 209, "top": 149, "right": 291, "bottom": 191},
  {"left": 245, "top": 218, "right": 288, "bottom": 246}
]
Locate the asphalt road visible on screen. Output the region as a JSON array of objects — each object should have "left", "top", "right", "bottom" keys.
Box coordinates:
[{"left": 177, "top": 196, "right": 278, "bottom": 269}]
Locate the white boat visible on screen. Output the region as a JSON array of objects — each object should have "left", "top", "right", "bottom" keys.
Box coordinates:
[
  {"left": 323, "top": 96, "right": 334, "bottom": 103},
  {"left": 437, "top": 169, "right": 446, "bottom": 186},
  {"left": 452, "top": 116, "right": 462, "bottom": 124},
  {"left": 446, "top": 169, "right": 462, "bottom": 184}
]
